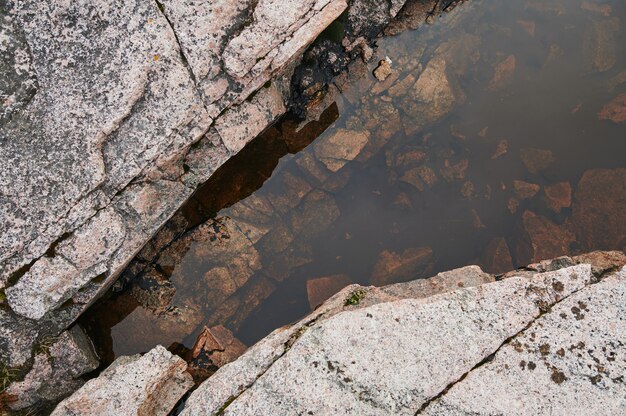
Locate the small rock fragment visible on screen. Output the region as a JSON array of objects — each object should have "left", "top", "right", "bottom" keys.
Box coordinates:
[
  {"left": 489, "top": 55, "right": 516, "bottom": 89},
  {"left": 508, "top": 197, "right": 520, "bottom": 214},
  {"left": 513, "top": 180, "right": 540, "bottom": 200},
  {"left": 471, "top": 209, "right": 485, "bottom": 228},
  {"left": 440, "top": 159, "right": 469, "bottom": 181},
  {"left": 461, "top": 181, "right": 476, "bottom": 198},
  {"left": 393, "top": 192, "right": 413, "bottom": 210},
  {"left": 185, "top": 326, "right": 247, "bottom": 382},
  {"left": 401, "top": 168, "right": 426, "bottom": 191},
  {"left": 491, "top": 139, "right": 509, "bottom": 159},
  {"left": 416, "top": 166, "right": 438, "bottom": 187},
  {"left": 373, "top": 58, "right": 393, "bottom": 81},
  {"left": 314, "top": 129, "right": 370, "bottom": 172}
]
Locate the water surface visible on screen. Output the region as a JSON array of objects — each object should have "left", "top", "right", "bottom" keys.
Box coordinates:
[{"left": 82, "top": 0, "right": 626, "bottom": 363}]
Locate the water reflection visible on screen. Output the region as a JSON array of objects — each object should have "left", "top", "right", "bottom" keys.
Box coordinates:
[{"left": 82, "top": 0, "right": 626, "bottom": 375}]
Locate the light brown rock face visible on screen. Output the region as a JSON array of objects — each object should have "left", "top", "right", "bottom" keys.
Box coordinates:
[
  {"left": 571, "top": 168, "right": 626, "bottom": 250},
  {"left": 399, "top": 55, "right": 460, "bottom": 131},
  {"left": 314, "top": 128, "right": 370, "bottom": 172},
  {"left": 51, "top": 346, "right": 193, "bottom": 416},
  {"left": 181, "top": 258, "right": 626, "bottom": 416}
]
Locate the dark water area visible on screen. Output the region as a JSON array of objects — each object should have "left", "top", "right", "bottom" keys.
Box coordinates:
[{"left": 82, "top": 0, "right": 626, "bottom": 368}]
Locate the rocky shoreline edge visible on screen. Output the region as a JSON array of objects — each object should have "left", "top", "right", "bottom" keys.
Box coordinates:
[{"left": 45, "top": 250, "right": 626, "bottom": 415}]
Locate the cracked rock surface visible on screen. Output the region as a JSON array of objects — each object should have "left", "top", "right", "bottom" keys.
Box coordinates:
[
  {"left": 177, "top": 252, "right": 625, "bottom": 415},
  {"left": 0, "top": 0, "right": 347, "bottom": 370},
  {"left": 51, "top": 345, "right": 192, "bottom": 416}
]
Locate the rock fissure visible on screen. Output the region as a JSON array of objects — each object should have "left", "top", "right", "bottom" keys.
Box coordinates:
[
  {"left": 152, "top": 0, "right": 211, "bottom": 118},
  {"left": 415, "top": 265, "right": 616, "bottom": 415},
  {"left": 212, "top": 312, "right": 330, "bottom": 415}
]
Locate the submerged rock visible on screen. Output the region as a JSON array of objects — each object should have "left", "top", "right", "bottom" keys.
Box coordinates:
[
  {"left": 489, "top": 55, "right": 516, "bottom": 90},
  {"left": 52, "top": 346, "right": 192, "bottom": 416},
  {"left": 513, "top": 180, "right": 540, "bottom": 200},
  {"left": 519, "top": 211, "right": 576, "bottom": 263},
  {"left": 307, "top": 274, "right": 353, "bottom": 309},
  {"left": 571, "top": 168, "right": 626, "bottom": 250},
  {"left": 480, "top": 237, "right": 514, "bottom": 274},
  {"left": 400, "top": 55, "right": 461, "bottom": 133},
  {"left": 520, "top": 148, "right": 555, "bottom": 174},
  {"left": 314, "top": 128, "right": 370, "bottom": 172},
  {"left": 491, "top": 139, "right": 509, "bottom": 159},
  {"left": 581, "top": 0, "right": 613, "bottom": 16},
  {"left": 440, "top": 159, "right": 469, "bottom": 182},
  {"left": 371, "top": 247, "right": 434, "bottom": 286},
  {"left": 373, "top": 58, "right": 393, "bottom": 81},
  {"left": 598, "top": 92, "right": 626, "bottom": 123},
  {"left": 583, "top": 18, "right": 619, "bottom": 73},
  {"left": 185, "top": 325, "right": 247, "bottom": 382},
  {"left": 207, "top": 275, "right": 277, "bottom": 331},
  {"left": 290, "top": 190, "right": 341, "bottom": 238},
  {"left": 544, "top": 181, "right": 572, "bottom": 213}
]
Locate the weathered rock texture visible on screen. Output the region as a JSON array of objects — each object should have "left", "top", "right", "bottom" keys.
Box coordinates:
[
  {"left": 5, "top": 326, "right": 99, "bottom": 410},
  {"left": 51, "top": 346, "right": 192, "bottom": 416},
  {"left": 0, "top": 0, "right": 347, "bottom": 372},
  {"left": 177, "top": 251, "right": 626, "bottom": 415}
]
